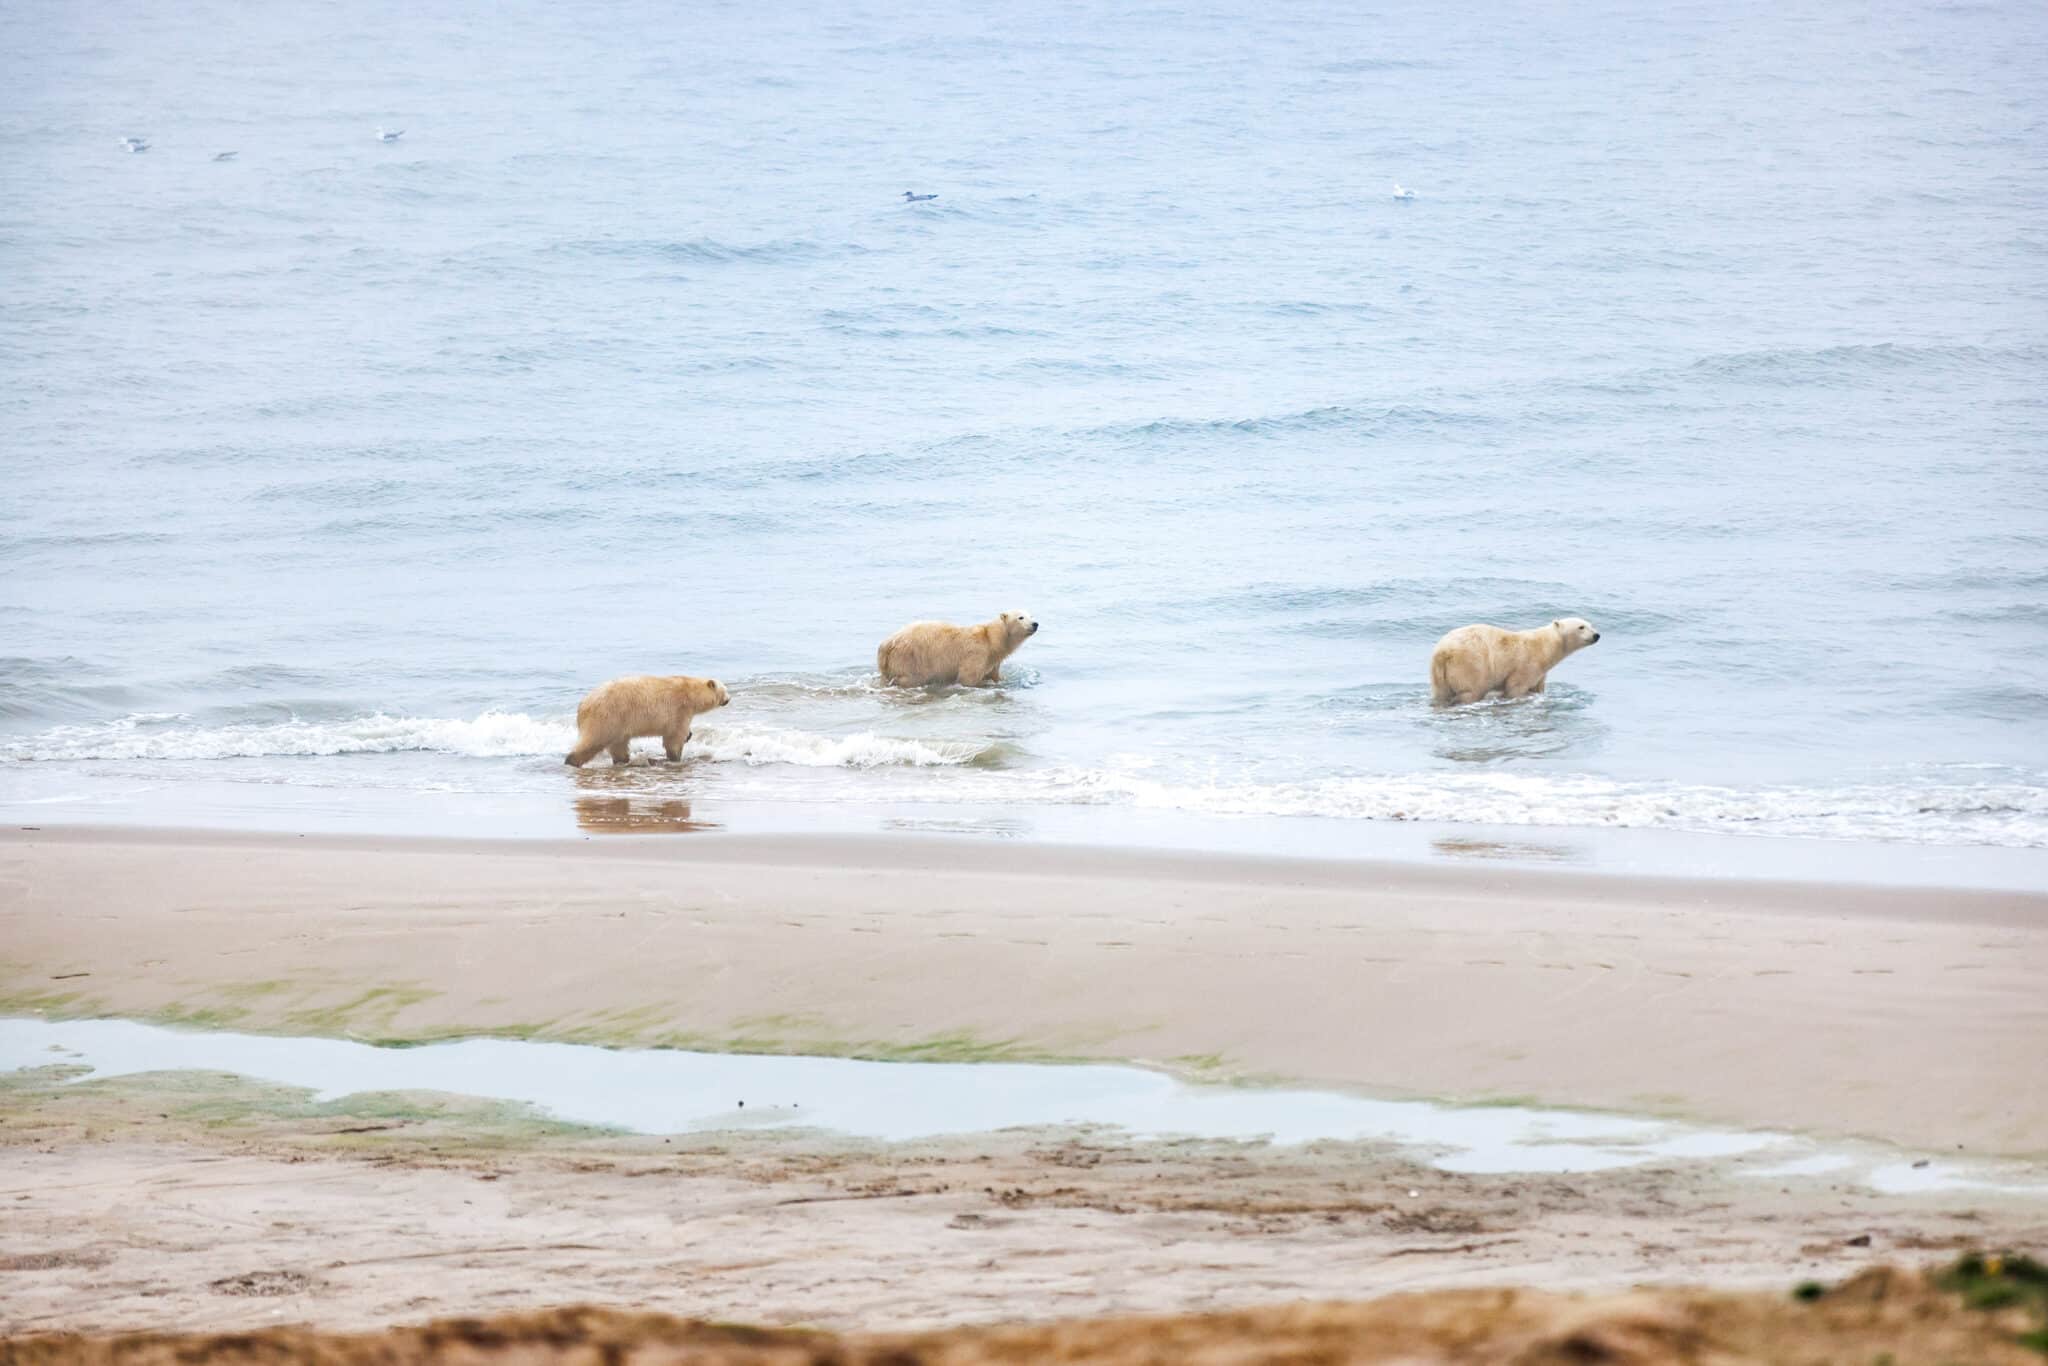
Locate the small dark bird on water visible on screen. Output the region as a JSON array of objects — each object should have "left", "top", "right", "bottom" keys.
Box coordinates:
[
  {"left": 902, "top": 190, "right": 937, "bottom": 202},
  {"left": 213, "top": 151, "right": 237, "bottom": 162}
]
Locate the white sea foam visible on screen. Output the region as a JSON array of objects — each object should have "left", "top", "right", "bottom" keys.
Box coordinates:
[
  {"left": 1000, "top": 765, "right": 2048, "bottom": 847},
  {"left": 6, "top": 714, "right": 2045, "bottom": 845},
  {"left": 0, "top": 712, "right": 996, "bottom": 770},
  {"left": 0, "top": 710, "right": 575, "bottom": 762},
  {"left": 687, "top": 725, "right": 994, "bottom": 768}
]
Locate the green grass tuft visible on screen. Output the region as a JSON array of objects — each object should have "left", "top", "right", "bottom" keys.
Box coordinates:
[{"left": 1938, "top": 1251, "right": 2048, "bottom": 1355}]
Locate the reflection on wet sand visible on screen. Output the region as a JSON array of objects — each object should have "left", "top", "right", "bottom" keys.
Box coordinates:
[
  {"left": 572, "top": 781, "right": 719, "bottom": 835},
  {"left": 1432, "top": 837, "right": 1581, "bottom": 864}
]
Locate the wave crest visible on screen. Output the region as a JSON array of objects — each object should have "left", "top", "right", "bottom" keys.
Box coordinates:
[
  {"left": 0, "top": 713, "right": 997, "bottom": 769},
  {"left": 1, "top": 711, "right": 573, "bottom": 762},
  {"left": 689, "top": 726, "right": 998, "bottom": 768},
  {"left": 1686, "top": 342, "right": 2047, "bottom": 386},
  {"left": 1012, "top": 767, "right": 2048, "bottom": 848}
]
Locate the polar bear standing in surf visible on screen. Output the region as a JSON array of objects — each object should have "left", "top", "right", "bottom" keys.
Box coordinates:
[
  {"left": 564, "top": 674, "right": 729, "bottom": 766},
  {"left": 1430, "top": 618, "right": 1600, "bottom": 706},
  {"left": 877, "top": 611, "right": 1039, "bottom": 687}
]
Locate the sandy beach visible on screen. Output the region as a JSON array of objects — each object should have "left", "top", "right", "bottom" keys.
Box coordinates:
[
  {"left": 3, "top": 826, "right": 2043, "bottom": 1153},
  {"left": 3, "top": 1098, "right": 2044, "bottom": 1346},
  {"left": 1, "top": 824, "right": 2044, "bottom": 1349}
]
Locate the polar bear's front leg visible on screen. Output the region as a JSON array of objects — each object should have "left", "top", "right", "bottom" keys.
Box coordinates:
[
  {"left": 1501, "top": 675, "right": 1541, "bottom": 700},
  {"left": 955, "top": 653, "right": 990, "bottom": 687},
  {"left": 663, "top": 729, "right": 689, "bottom": 762}
]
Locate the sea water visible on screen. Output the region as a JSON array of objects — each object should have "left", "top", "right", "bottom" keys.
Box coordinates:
[
  {"left": 6, "top": 1016, "right": 2041, "bottom": 1193},
  {"left": 3, "top": 0, "right": 2046, "bottom": 852}
]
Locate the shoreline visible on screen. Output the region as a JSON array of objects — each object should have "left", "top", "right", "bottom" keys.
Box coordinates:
[
  {"left": 7, "top": 779, "right": 2048, "bottom": 890},
  {"left": 4, "top": 825, "right": 2043, "bottom": 1156},
  {"left": 9, "top": 820, "right": 2048, "bottom": 912}
]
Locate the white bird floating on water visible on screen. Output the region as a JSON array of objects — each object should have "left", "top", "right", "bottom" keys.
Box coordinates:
[
  {"left": 119, "top": 136, "right": 149, "bottom": 153},
  {"left": 377, "top": 127, "right": 404, "bottom": 143},
  {"left": 1392, "top": 182, "right": 1416, "bottom": 200},
  {"left": 212, "top": 151, "right": 237, "bottom": 162},
  {"left": 902, "top": 190, "right": 937, "bottom": 202}
]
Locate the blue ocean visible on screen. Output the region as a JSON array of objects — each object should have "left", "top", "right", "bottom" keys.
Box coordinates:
[{"left": 3, "top": 0, "right": 2046, "bottom": 853}]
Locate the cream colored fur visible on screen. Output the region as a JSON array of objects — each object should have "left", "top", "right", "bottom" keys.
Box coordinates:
[
  {"left": 564, "top": 674, "right": 730, "bottom": 767},
  {"left": 876, "top": 611, "right": 1039, "bottom": 687},
  {"left": 1430, "top": 618, "right": 1600, "bottom": 706}
]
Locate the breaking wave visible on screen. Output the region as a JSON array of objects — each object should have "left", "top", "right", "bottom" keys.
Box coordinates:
[
  {"left": 977, "top": 766, "right": 2048, "bottom": 848},
  {"left": 688, "top": 726, "right": 999, "bottom": 768},
  {"left": 0, "top": 712, "right": 1000, "bottom": 770},
  {"left": 6, "top": 715, "right": 2044, "bottom": 846}
]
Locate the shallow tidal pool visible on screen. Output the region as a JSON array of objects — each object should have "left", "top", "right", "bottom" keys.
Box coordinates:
[{"left": 1, "top": 1015, "right": 2035, "bottom": 1195}]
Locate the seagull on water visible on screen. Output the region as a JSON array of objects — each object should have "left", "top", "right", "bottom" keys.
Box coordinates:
[
  {"left": 902, "top": 190, "right": 937, "bottom": 202},
  {"left": 377, "top": 126, "right": 404, "bottom": 143},
  {"left": 212, "top": 150, "right": 237, "bottom": 162},
  {"left": 120, "top": 136, "right": 149, "bottom": 153},
  {"left": 1392, "top": 182, "right": 1416, "bottom": 200}
]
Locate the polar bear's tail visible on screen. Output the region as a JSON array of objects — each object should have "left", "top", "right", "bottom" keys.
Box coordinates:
[{"left": 1428, "top": 646, "right": 1455, "bottom": 707}]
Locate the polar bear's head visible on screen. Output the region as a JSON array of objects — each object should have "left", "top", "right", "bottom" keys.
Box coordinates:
[
  {"left": 1552, "top": 617, "right": 1601, "bottom": 654},
  {"left": 712, "top": 679, "right": 731, "bottom": 707},
  {"left": 997, "top": 610, "right": 1040, "bottom": 644}
]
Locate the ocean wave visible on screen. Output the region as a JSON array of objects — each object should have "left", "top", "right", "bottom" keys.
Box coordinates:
[
  {"left": 1684, "top": 342, "right": 2047, "bottom": 387},
  {"left": 1106, "top": 403, "right": 1470, "bottom": 442},
  {"left": 689, "top": 726, "right": 999, "bottom": 768},
  {"left": 0, "top": 657, "right": 141, "bottom": 722},
  {"left": 0, "top": 712, "right": 998, "bottom": 769},
  {"left": 5, "top": 711, "right": 2041, "bottom": 845},
  {"left": 553, "top": 236, "right": 864, "bottom": 266},
  {"left": 1318, "top": 57, "right": 1439, "bottom": 72},
  {"left": 724, "top": 670, "right": 1040, "bottom": 703},
  {"left": 1, "top": 711, "right": 572, "bottom": 762},
  {"left": 995, "top": 767, "right": 2048, "bottom": 848}
]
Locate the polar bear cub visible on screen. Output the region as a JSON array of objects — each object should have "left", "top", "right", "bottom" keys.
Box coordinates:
[
  {"left": 877, "top": 611, "right": 1039, "bottom": 687},
  {"left": 1430, "top": 618, "right": 1600, "bottom": 706},
  {"left": 564, "top": 674, "right": 730, "bottom": 766}
]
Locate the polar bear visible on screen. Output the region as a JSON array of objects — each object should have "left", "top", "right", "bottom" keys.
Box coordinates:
[
  {"left": 1430, "top": 618, "right": 1600, "bottom": 706},
  {"left": 564, "top": 674, "right": 730, "bottom": 766},
  {"left": 877, "top": 611, "right": 1039, "bottom": 687}
]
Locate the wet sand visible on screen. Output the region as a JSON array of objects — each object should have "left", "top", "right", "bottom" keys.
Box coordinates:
[
  {"left": 2, "top": 825, "right": 2045, "bottom": 1341},
  {"left": 2, "top": 826, "right": 2043, "bottom": 1154},
  {"left": 1, "top": 1067, "right": 2044, "bottom": 1338}
]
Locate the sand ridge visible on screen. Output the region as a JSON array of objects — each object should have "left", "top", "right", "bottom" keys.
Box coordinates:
[{"left": 8, "top": 1274, "right": 2048, "bottom": 1363}]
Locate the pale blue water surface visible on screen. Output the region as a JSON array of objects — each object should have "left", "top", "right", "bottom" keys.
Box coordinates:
[
  {"left": 3, "top": 0, "right": 2046, "bottom": 853},
  {"left": 9, "top": 1016, "right": 2045, "bottom": 1192}
]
